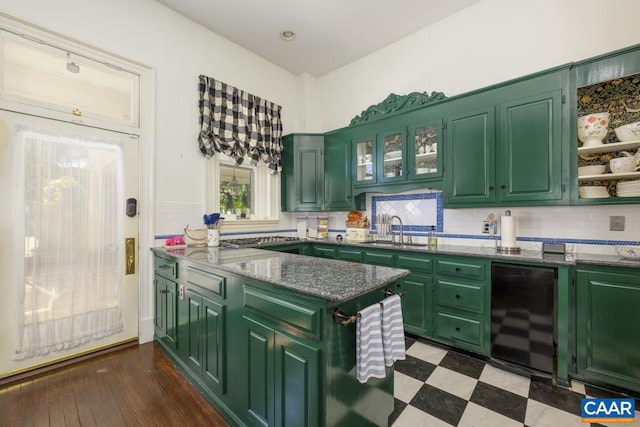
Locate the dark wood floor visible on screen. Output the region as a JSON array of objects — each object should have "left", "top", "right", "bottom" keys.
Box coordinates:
[{"left": 0, "top": 342, "right": 230, "bottom": 427}]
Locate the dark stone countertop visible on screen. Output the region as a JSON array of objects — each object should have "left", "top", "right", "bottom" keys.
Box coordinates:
[
  {"left": 267, "top": 239, "right": 640, "bottom": 270},
  {"left": 152, "top": 246, "right": 411, "bottom": 303}
]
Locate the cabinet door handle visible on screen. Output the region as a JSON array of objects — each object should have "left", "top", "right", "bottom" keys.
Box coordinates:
[
  {"left": 488, "top": 186, "right": 495, "bottom": 191},
  {"left": 455, "top": 294, "right": 460, "bottom": 299},
  {"left": 455, "top": 267, "right": 461, "bottom": 272},
  {"left": 501, "top": 185, "right": 506, "bottom": 189},
  {"left": 455, "top": 326, "right": 460, "bottom": 332},
  {"left": 159, "top": 289, "right": 169, "bottom": 294}
]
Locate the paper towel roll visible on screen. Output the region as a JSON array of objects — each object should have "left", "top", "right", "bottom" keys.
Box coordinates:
[{"left": 500, "top": 215, "right": 517, "bottom": 248}]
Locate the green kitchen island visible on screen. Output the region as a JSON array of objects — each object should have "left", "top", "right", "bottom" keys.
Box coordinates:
[{"left": 151, "top": 246, "right": 411, "bottom": 427}]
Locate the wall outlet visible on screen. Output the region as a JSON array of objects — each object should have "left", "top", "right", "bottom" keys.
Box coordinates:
[
  {"left": 482, "top": 221, "right": 497, "bottom": 234},
  {"left": 610, "top": 216, "right": 625, "bottom": 231}
]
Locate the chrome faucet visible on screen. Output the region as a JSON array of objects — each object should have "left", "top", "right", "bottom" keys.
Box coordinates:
[{"left": 389, "top": 215, "right": 404, "bottom": 245}]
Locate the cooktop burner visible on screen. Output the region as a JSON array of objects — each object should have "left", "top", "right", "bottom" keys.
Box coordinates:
[{"left": 220, "top": 236, "right": 300, "bottom": 248}]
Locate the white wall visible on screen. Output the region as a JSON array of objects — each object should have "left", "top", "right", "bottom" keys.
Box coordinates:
[
  {"left": 305, "top": 0, "right": 640, "bottom": 255},
  {"left": 314, "top": 0, "right": 640, "bottom": 131}
]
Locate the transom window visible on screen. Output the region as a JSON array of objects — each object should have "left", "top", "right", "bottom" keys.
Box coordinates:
[{"left": 0, "top": 31, "right": 139, "bottom": 131}]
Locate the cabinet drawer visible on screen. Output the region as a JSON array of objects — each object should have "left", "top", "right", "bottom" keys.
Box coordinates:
[
  {"left": 154, "top": 256, "right": 178, "bottom": 280},
  {"left": 185, "top": 266, "right": 226, "bottom": 299},
  {"left": 436, "top": 280, "right": 484, "bottom": 314},
  {"left": 313, "top": 246, "right": 337, "bottom": 259},
  {"left": 436, "top": 259, "right": 485, "bottom": 280},
  {"left": 363, "top": 251, "right": 395, "bottom": 267},
  {"left": 436, "top": 311, "right": 483, "bottom": 347},
  {"left": 337, "top": 248, "right": 363, "bottom": 262},
  {"left": 243, "top": 286, "right": 322, "bottom": 338},
  {"left": 397, "top": 254, "right": 432, "bottom": 273}
]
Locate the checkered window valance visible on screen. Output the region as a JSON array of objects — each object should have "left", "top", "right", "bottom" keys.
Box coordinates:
[{"left": 198, "top": 75, "right": 283, "bottom": 173}]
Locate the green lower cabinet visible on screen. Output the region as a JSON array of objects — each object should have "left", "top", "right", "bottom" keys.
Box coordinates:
[
  {"left": 433, "top": 256, "right": 490, "bottom": 356},
  {"left": 312, "top": 245, "right": 337, "bottom": 259},
  {"left": 397, "top": 272, "right": 433, "bottom": 337},
  {"left": 336, "top": 247, "right": 363, "bottom": 262},
  {"left": 576, "top": 266, "right": 640, "bottom": 393},
  {"left": 244, "top": 314, "right": 321, "bottom": 427},
  {"left": 263, "top": 243, "right": 310, "bottom": 255},
  {"left": 154, "top": 275, "right": 178, "bottom": 350},
  {"left": 434, "top": 311, "right": 485, "bottom": 353},
  {"left": 362, "top": 249, "right": 395, "bottom": 267},
  {"left": 180, "top": 287, "right": 226, "bottom": 395}
]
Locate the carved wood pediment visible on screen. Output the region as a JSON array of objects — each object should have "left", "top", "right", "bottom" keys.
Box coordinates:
[{"left": 350, "top": 91, "right": 446, "bottom": 126}]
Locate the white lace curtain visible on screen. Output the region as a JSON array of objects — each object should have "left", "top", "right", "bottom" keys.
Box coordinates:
[
  {"left": 198, "top": 75, "right": 283, "bottom": 173},
  {"left": 14, "top": 126, "right": 124, "bottom": 360}
]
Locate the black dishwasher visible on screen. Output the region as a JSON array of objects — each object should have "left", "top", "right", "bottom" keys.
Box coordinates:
[{"left": 491, "top": 263, "right": 557, "bottom": 376}]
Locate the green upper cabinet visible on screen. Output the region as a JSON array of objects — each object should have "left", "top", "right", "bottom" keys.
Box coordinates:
[
  {"left": 498, "top": 89, "right": 564, "bottom": 203},
  {"left": 444, "top": 67, "right": 569, "bottom": 207},
  {"left": 353, "top": 120, "right": 443, "bottom": 189},
  {"left": 444, "top": 105, "right": 496, "bottom": 205},
  {"left": 281, "top": 134, "right": 324, "bottom": 212},
  {"left": 353, "top": 134, "right": 377, "bottom": 185},
  {"left": 408, "top": 117, "right": 443, "bottom": 181},
  {"left": 324, "top": 134, "right": 353, "bottom": 211},
  {"left": 378, "top": 128, "right": 407, "bottom": 183}
]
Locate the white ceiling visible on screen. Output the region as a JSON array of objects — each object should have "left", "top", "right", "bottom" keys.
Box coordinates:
[{"left": 155, "top": 0, "right": 481, "bottom": 77}]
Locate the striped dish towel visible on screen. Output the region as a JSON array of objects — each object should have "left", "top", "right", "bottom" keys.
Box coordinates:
[
  {"left": 356, "top": 303, "right": 386, "bottom": 383},
  {"left": 381, "top": 294, "right": 406, "bottom": 366}
]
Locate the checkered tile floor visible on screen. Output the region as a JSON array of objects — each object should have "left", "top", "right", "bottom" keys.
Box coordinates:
[{"left": 390, "top": 337, "right": 640, "bottom": 427}]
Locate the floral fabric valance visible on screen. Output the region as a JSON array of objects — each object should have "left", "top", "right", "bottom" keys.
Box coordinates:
[{"left": 198, "top": 75, "right": 283, "bottom": 173}]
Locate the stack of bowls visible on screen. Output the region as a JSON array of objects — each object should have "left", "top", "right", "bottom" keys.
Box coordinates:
[
  {"left": 578, "top": 185, "right": 610, "bottom": 198},
  {"left": 616, "top": 179, "right": 640, "bottom": 197},
  {"left": 578, "top": 165, "right": 606, "bottom": 176}
]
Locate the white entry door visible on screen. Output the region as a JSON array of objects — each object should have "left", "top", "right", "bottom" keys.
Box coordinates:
[{"left": 0, "top": 110, "right": 139, "bottom": 376}]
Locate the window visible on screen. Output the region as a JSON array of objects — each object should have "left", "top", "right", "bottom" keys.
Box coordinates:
[
  {"left": 0, "top": 31, "right": 140, "bottom": 131},
  {"left": 207, "top": 154, "right": 280, "bottom": 230},
  {"left": 219, "top": 164, "right": 252, "bottom": 218}
]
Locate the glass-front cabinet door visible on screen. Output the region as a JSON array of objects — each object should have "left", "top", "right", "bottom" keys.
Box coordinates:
[
  {"left": 354, "top": 136, "right": 376, "bottom": 184},
  {"left": 408, "top": 121, "right": 442, "bottom": 180},
  {"left": 379, "top": 128, "right": 406, "bottom": 183}
]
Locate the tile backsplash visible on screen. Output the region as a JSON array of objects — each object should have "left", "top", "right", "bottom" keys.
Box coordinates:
[{"left": 157, "top": 192, "right": 639, "bottom": 256}]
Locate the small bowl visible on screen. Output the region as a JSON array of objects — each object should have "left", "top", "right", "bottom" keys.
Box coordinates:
[
  {"left": 578, "top": 165, "right": 606, "bottom": 176},
  {"left": 614, "top": 121, "right": 640, "bottom": 142},
  {"left": 610, "top": 156, "right": 640, "bottom": 174},
  {"left": 615, "top": 246, "right": 640, "bottom": 259}
]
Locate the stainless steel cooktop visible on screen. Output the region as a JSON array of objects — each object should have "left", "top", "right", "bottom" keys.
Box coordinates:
[{"left": 220, "top": 236, "right": 300, "bottom": 248}]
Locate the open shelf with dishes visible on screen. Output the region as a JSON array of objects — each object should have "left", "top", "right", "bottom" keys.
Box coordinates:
[{"left": 576, "top": 69, "right": 640, "bottom": 200}]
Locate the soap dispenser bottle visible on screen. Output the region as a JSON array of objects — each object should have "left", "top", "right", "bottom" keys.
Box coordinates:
[{"left": 428, "top": 226, "right": 438, "bottom": 249}]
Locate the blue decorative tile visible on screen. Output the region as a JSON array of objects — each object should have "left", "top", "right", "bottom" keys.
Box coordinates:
[{"left": 372, "top": 192, "right": 444, "bottom": 234}]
